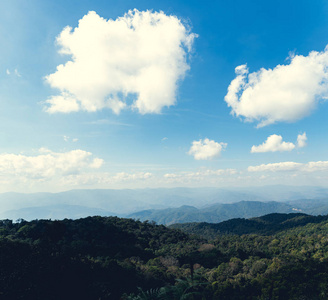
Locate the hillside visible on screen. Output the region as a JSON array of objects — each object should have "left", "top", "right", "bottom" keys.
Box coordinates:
[
  {"left": 2, "top": 214, "right": 328, "bottom": 299},
  {"left": 0, "top": 216, "right": 201, "bottom": 299},
  {"left": 170, "top": 213, "right": 328, "bottom": 238}
]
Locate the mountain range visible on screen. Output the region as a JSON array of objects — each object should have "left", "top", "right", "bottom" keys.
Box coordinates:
[{"left": 1, "top": 185, "right": 328, "bottom": 221}]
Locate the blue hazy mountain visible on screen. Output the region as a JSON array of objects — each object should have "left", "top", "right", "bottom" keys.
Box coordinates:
[
  {"left": 1, "top": 186, "right": 328, "bottom": 221},
  {"left": 127, "top": 201, "right": 296, "bottom": 225}
]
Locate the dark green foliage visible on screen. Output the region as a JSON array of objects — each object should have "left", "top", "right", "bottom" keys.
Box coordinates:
[
  {"left": 0, "top": 216, "right": 201, "bottom": 299},
  {"left": 170, "top": 213, "right": 328, "bottom": 238},
  {"left": 2, "top": 213, "right": 328, "bottom": 299}
]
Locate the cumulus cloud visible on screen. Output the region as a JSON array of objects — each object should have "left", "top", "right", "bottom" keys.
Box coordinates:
[
  {"left": 251, "top": 134, "right": 295, "bottom": 153},
  {"left": 44, "top": 10, "right": 197, "bottom": 114},
  {"left": 248, "top": 160, "right": 328, "bottom": 173},
  {"left": 251, "top": 133, "right": 307, "bottom": 153},
  {"left": 0, "top": 148, "right": 103, "bottom": 179},
  {"left": 225, "top": 47, "right": 328, "bottom": 127},
  {"left": 297, "top": 132, "right": 307, "bottom": 148},
  {"left": 188, "top": 138, "right": 227, "bottom": 160}
]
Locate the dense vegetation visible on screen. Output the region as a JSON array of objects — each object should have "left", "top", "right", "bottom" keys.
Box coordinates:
[
  {"left": 170, "top": 213, "right": 328, "bottom": 238},
  {"left": 2, "top": 214, "right": 328, "bottom": 299}
]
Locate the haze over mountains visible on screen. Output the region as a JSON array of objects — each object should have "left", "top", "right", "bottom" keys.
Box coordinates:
[
  {"left": 127, "top": 201, "right": 297, "bottom": 225},
  {"left": 1, "top": 185, "right": 328, "bottom": 222}
]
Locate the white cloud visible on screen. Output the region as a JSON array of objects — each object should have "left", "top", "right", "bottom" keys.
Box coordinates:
[
  {"left": 188, "top": 138, "right": 227, "bottom": 160},
  {"left": 112, "top": 172, "right": 152, "bottom": 181},
  {"left": 248, "top": 160, "right": 328, "bottom": 173},
  {"left": 251, "top": 134, "right": 295, "bottom": 153},
  {"left": 14, "top": 69, "right": 21, "bottom": 77},
  {"left": 44, "top": 10, "right": 197, "bottom": 114},
  {"left": 61, "top": 171, "right": 153, "bottom": 186},
  {"left": 45, "top": 93, "right": 80, "bottom": 113},
  {"left": 225, "top": 47, "right": 328, "bottom": 127},
  {"left": 248, "top": 162, "right": 302, "bottom": 172},
  {"left": 297, "top": 132, "right": 307, "bottom": 148},
  {"left": 164, "top": 168, "right": 237, "bottom": 179},
  {"left": 6, "top": 69, "right": 21, "bottom": 77},
  {"left": 0, "top": 148, "right": 103, "bottom": 179},
  {"left": 163, "top": 168, "right": 238, "bottom": 185},
  {"left": 304, "top": 161, "right": 328, "bottom": 172},
  {"left": 251, "top": 133, "right": 307, "bottom": 153},
  {"left": 64, "top": 136, "right": 79, "bottom": 143}
]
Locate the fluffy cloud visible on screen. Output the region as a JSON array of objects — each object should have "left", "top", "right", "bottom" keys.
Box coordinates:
[
  {"left": 251, "top": 133, "right": 307, "bottom": 153},
  {"left": 188, "top": 138, "right": 227, "bottom": 160},
  {"left": 297, "top": 132, "right": 307, "bottom": 148},
  {"left": 44, "top": 10, "right": 196, "bottom": 114},
  {"left": 225, "top": 47, "right": 328, "bottom": 127},
  {"left": 0, "top": 148, "right": 103, "bottom": 179},
  {"left": 248, "top": 160, "right": 328, "bottom": 172},
  {"left": 251, "top": 134, "right": 295, "bottom": 153}
]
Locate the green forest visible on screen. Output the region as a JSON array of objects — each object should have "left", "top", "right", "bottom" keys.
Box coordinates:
[{"left": 1, "top": 213, "right": 328, "bottom": 299}]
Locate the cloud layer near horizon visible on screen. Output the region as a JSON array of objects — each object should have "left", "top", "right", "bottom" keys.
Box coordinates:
[
  {"left": 44, "top": 10, "right": 196, "bottom": 114},
  {"left": 0, "top": 148, "right": 103, "bottom": 180},
  {"left": 248, "top": 160, "right": 328, "bottom": 172},
  {"left": 225, "top": 47, "right": 328, "bottom": 127}
]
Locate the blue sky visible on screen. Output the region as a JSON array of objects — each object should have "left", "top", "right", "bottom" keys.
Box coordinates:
[{"left": 1, "top": 0, "right": 328, "bottom": 192}]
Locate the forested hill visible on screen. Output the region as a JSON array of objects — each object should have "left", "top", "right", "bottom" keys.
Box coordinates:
[
  {"left": 0, "top": 216, "right": 202, "bottom": 299},
  {"left": 170, "top": 213, "right": 328, "bottom": 238},
  {"left": 2, "top": 214, "right": 328, "bottom": 299},
  {"left": 128, "top": 200, "right": 296, "bottom": 225}
]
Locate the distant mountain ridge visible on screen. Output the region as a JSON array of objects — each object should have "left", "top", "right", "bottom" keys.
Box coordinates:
[
  {"left": 1, "top": 205, "right": 115, "bottom": 221},
  {"left": 1, "top": 186, "right": 328, "bottom": 221},
  {"left": 170, "top": 213, "right": 328, "bottom": 238},
  {"left": 128, "top": 201, "right": 296, "bottom": 225}
]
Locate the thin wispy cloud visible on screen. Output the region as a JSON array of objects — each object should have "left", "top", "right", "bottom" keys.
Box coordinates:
[
  {"left": 87, "top": 119, "right": 133, "bottom": 126},
  {"left": 248, "top": 160, "right": 328, "bottom": 172},
  {"left": 6, "top": 68, "right": 21, "bottom": 77}
]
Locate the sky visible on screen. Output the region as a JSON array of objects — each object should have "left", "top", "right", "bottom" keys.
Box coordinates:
[{"left": 1, "top": 0, "right": 328, "bottom": 192}]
